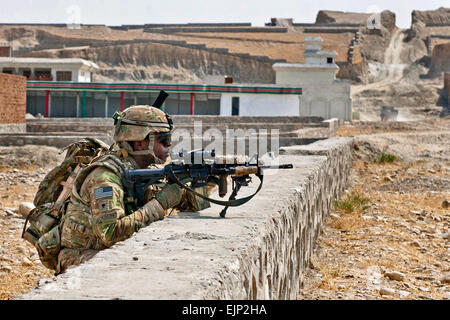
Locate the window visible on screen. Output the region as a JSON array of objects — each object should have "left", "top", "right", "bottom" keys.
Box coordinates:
[
  {"left": 327, "top": 57, "right": 333, "bottom": 64},
  {"left": 56, "top": 71, "right": 72, "bottom": 81},
  {"left": 232, "top": 97, "right": 239, "bottom": 116},
  {"left": 2, "top": 68, "right": 13, "bottom": 74},
  {"left": 22, "top": 69, "right": 31, "bottom": 78},
  {"left": 34, "top": 69, "right": 52, "bottom": 80}
]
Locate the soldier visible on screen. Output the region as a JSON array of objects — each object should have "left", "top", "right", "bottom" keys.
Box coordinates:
[{"left": 56, "top": 105, "right": 198, "bottom": 274}]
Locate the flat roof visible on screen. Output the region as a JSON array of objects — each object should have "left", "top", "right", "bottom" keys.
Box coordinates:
[
  {"left": 26, "top": 81, "right": 302, "bottom": 95},
  {"left": 0, "top": 57, "right": 99, "bottom": 70},
  {"left": 273, "top": 63, "right": 339, "bottom": 70}
]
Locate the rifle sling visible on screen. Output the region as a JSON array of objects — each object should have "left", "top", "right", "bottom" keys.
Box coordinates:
[{"left": 166, "top": 166, "right": 264, "bottom": 207}]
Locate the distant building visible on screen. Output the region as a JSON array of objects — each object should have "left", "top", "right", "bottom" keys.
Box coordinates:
[
  {"left": 25, "top": 82, "right": 302, "bottom": 118},
  {"left": 0, "top": 57, "right": 98, "bottom": 82},
  {"left": 273, "top": 37, "right": 352, "bottom": 120},
  {"left": 21, "top": 37, "right": 351, "bottom": 119}
]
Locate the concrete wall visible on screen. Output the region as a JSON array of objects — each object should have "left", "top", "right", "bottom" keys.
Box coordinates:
[
  {"left": 0, "top": 73, "right": 26, "bottom": 133},
  {"left": 220, "top": 94, "right": 300, "bottom": 116},
  {"left": 272, "top": 63, "right": 352, "bottom": 120},
  {"left": 72, "top": 69, "right": 91, "bottom": 82},
  {"left": 17, "top": 137, "right": 352, "bottom": 300},
  {"left": 299, "top": 82, "right": 352, "bottom": 120},
  {"left": 275, "top": 69, "right": 336, "bottom": 85}
]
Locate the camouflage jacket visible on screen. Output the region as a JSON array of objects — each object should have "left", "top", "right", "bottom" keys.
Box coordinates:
[{"left": 59, "top": 153, "right": 197, "bottom": 250}]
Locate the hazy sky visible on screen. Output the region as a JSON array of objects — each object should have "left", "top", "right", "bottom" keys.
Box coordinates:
[{"left": 0, "top": 0, "right": 448, "bottom": 28}]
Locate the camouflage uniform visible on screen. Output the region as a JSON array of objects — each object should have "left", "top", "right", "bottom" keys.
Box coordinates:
[{"left": 56, "top": 105, "right": 198, "bottom": 274}]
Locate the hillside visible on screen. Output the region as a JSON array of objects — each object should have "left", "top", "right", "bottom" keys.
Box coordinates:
[
  {"left": 0, "top": 23, "right": 357, "bottom": 83},
  {"left": 0, "top": 8, "right": 449, "bottom": 119}
]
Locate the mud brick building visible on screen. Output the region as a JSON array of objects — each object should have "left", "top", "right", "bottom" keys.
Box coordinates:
[{"left": 0, "top": 73, "right": 27, "bottom": 133}]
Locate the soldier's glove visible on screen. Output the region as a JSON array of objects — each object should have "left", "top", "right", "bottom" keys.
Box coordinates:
[{"left": 155, "top": 178, "right": 192, "bottom": 210}]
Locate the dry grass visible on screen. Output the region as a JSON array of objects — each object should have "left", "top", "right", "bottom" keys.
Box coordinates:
[
  {"left": 300, "top": 150, "right": 450, "bottom": 300},
  {"left": 312, "top": 256, "right": 348, "bottom": 290},
  {"left": 330, "top": 191, "right": 370, "bottom": 231}
]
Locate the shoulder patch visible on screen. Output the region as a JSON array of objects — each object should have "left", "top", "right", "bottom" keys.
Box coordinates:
[{"left": 94, "top": 186, "right": 113, "bottom": 199}]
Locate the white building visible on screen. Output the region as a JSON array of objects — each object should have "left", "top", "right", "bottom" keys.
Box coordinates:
[
  {"left": 273, "top": 37, "right": 352, "bottom": 120},
  {"left": 0, "top": 57, "right": 98, "bottom": 82},
  {"left": 220, "top": 92, "right": 300, "bottom": 116}
]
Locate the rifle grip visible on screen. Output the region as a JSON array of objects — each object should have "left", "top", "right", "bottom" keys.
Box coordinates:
[{"left": 218, "top": 175, "right": 227, "bottom": 197}]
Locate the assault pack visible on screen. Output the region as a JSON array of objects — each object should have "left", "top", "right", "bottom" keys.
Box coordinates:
[{"left": 22, "top": 138, "right": 110, "bottom": 270}]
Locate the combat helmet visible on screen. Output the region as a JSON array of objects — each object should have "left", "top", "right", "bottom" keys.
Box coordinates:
[{"left": 112, "top": 105, "right": 173, "bottom": 163}]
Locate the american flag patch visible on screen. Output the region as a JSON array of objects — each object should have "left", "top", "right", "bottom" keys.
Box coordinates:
[{"left": 94, "top": 187, "right": 113, "bottom": 199}]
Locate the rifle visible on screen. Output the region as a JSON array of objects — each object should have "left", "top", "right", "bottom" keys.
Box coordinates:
[{"left": 121, "top": 149, "right": 293, "bottom": 217}]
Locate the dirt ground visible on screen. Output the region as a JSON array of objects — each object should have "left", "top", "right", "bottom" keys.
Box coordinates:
[
  {"left": 0, "top": 120, "right": 449, "bottom": 299},
  {"left": 0, "top": 146, "right": 63, "bottom": 300},
  {"left": 299, "top": 118, "right": 450, "bottom": 300}
]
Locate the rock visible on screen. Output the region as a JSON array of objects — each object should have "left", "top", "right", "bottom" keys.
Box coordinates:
[
  {"left": 380, "top": 10, "right": 396, "bottom": 30},
  {"left": 0, "top": 265, "right": 12, "bottom": 273},
  {"left": 17, "top": 246, "right": 27, "bottom": 254},
  {"left": 440, "top": 233, "right": 450, "bottom": 240},
  {"left": 402, "top": 282, "right": 413, "bottom": 289},
  {"left": 385, "top": 271, "right": 406, "bottom": 281},
  {"left": 442, "top": 200, "right": 449, "bottom": 209},
  {"left": 18, "top": 202, "right": 35, "bottom": 217},
  {"left": 410, "top": 240, "right": 422, "bottom": 247},
  {"left": 399, "top": 290, "right": 410, "bottom": 298},
  {"left": 38, "top": 278, "right": 53, "bottom": 287},
  {"left": 412, "top": 7, "right": 450, "bottom": 25},
  {"left": 380, "top": 287, "right": 395, "bottom": 296},
  {"left": 315, "top": 10, "right": 371, "bottom": 25},
  {"left": 330, "top": 213, "right": 341, "bottom": 219},
  {"left": 21, "top": 257, "right": 33, "bottom": 267},
  {"left": 418, "top": 286, "right": 430, "bottom": 292},
  {"left": 4, "top": 208, "right": 16, "bottom": 216},
  {"left": 441, "top": 274, "right": 450, "bottom": 284}
]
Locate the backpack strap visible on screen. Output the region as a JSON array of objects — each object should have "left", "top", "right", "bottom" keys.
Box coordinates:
[{"left": 70, "top": 154, "right": 134, "bottom": 206}]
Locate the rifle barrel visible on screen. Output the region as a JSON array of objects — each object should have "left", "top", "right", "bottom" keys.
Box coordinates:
[{"left": 260, "top": 164, "right": 293, "bottom": 169}]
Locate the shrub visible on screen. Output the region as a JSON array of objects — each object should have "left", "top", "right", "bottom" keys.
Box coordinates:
[
  {"left": 333, "top": 192, "right": 370, "bottom": 214},
  {"left": 378, "top": 153, "right": 396, "bottom": 163}
]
